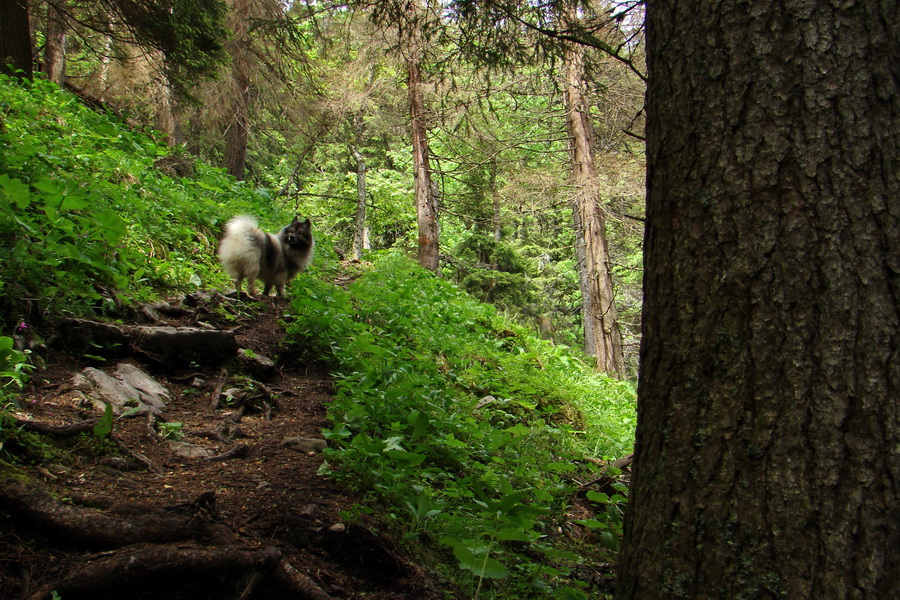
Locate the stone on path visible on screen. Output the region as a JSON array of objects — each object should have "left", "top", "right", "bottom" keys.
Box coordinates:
[{"left": 74, "top": 364, "right": 170, "bottom": 416}]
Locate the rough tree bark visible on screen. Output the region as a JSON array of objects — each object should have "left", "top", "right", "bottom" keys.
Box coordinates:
[
  {"left": 0, "top": 0, "right": 33, "bottom": 78},
  {"left": 406, "top": 0, "right": 440, "bottom": 273},
  {"left": 223, "top": 0, "right": 252, "bottom": 180},
  {"left": 42, "top": 1, "right": 67, "bottom": 85},
  {"left": 617, "top": 1, "right": 899, "bottom": 599},
  {"left": 563, "top": 41, "right": 626, "bottom": 379}
]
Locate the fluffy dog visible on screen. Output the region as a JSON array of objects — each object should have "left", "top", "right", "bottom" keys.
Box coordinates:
[{"left": 218, "top": 215, "right": 314, "bottom": 297}]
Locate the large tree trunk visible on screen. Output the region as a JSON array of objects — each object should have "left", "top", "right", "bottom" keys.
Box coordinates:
[
  {"left": 223, "top": 0, "right": 252, "bottom": 180},
  {"left": 617, "top": 2, "right": 899, "bottom": 599},
  {"left": 406, "top": 1, "right": 439, "bottom": 273},
  {"left": 563, "top": 43, "right": 626, "bottom": 378},
  {"left": 42, "top": 1, "right": 66, "bottom": 85},
  {"left": 0, "top": 0, "right": 33, "bottom": 78}
]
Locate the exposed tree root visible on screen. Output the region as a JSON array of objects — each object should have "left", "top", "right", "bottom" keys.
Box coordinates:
[
  {"left": 24, "top": 544, "right": 282, "bottom": 600},
  {"left": 0, "top": 480, "right": 236, "bottom": 548},
  {"left": 2, "top": 479, "right": 338, "bottom": 599},
  {"left": 13, "top": 418, "right": 98, "bottom": 437}
]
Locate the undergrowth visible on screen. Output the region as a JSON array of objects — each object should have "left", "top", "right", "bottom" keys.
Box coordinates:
[
  {"left": 0, "top": 74, "right": 638, "bottom": 599},
  {"left": 286, "top": 252, "right": 636, "bottom": 599},
  {"left": 0, "top": 75, "right": 289, "bottom": 328}
]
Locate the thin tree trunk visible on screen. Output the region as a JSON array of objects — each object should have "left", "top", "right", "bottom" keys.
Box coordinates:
[
  {"left": 617, "top": 1, "right": 900, "bottom": 598},
  {"left": 490, "top": 158, "right": 501, "bottom": 242},
  {"left": 563, "top": 43, "right": 626, "bottom": 378},
  {"left": 406, "top": 1, "right": 439, "bottom": 273},
  {"left": 42, "top": 1, "right": 66, "bottom": 85},
  {"left": 1, "top": 0, "right": 33, "bottom": 78},
  {"left": 155, "top": 75, "right": 177, "bottom": 145},
  {"left": 97, "top": 33, "right": 112, "bottom": 101},
  {"left": 349, "top": 112, "right": 368, "bottom": 261}
]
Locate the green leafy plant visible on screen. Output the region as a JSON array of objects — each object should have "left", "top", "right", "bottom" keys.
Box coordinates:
[
  {"left": 287, "top": 251, "right": 635, "bottom": 598},
  {"left": 92, "top": 403, "right": 115, "bottom": 438},
  {"left": 0, "top": 335, "right": 32, "bottom": 391},
  {"left": 157, "top": 422, "right": 184, "bottom": 441},
  {"left": 0, "top": 75, "right": 294, "bottom": 327}
]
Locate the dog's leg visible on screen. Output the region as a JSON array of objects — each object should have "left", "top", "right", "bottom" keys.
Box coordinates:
[
  {"left": 263, "top": 282, "right": 273, "bottom": 296},
  {"left": 247, "top": 279, "right": 257, "bottom": 297}
]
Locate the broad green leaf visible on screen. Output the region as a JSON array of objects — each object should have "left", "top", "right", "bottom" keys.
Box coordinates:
[
  {"left": 496, "top": 528, "right": 533, "bottom": 542},
  {"left": 385, "top": 450, "right": 426, "bottom": 467},
  {"left": 0, "top": 174, "right": 31, "bottom": 209},
  {"left": 452, "top": 546, "right": 509, "bottom": 579},
  {"left": 93, "top": 403, "right": 114, "bottom": 438}
]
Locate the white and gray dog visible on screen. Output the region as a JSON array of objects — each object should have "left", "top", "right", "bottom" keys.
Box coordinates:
[{"left": 218, "top": 215, "right": 314, "bottom": 297}]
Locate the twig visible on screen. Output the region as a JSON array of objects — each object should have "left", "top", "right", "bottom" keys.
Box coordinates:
[
  {"left": 275, "top": 559, "right": 334, "bottom": 600},
  {"left": 204, "top": 444, "right": 250, "bottom": 463}
]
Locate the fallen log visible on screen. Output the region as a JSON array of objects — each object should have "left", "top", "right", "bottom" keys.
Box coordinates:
[
  {"left": 58, "top": 318, "right": 239, "bottom": 364},
  {"left": 25, "top": 544, "right": 282, "bottom": 600}
]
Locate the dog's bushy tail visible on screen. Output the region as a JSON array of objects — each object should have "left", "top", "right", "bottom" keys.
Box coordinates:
[
  {"left": 219, "top": 216, "right": 264, "bottom": 282},
  {"left": 224, "top": 215, "right": 259, "bottom": 237}
]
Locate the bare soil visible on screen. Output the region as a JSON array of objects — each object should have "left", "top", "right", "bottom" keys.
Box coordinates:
[{"left": 0, "top": 296, "right": 442, "bottom": 600}]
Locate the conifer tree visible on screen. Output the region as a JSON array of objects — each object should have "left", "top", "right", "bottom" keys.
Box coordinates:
[{"left": 617, "top": 1, "right": 899, "bottom": 596}]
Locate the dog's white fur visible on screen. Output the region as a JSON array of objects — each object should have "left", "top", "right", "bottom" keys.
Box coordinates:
[{"left": 218, "top": 215, "right": 314, "bottom": 296}]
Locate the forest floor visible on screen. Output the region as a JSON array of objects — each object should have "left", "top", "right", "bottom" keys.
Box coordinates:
[{"left": 0, "top": 290, "right": 443, "bottom": 600}]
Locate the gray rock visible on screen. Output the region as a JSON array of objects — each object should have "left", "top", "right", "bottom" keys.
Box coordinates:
[
  {"left": 167, "top": 441, "right": 216, "bottom": 460},
  {"left": 79, "top": 367, "right": 147, "bottom": 415},
  {"left": 75, "top": 364, "right": 171, "bottom": 416},
  {"left": 238, "top": 348, "right": 276, "bottom": 377},
  {"left": 114, "top": 363, "right": 171, "bottom": 411},
  {"left": 280, "top": 436, "right": 328, "bottom": 453}
]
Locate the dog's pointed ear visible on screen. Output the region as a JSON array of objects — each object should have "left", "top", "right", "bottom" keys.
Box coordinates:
[
  {"left": 292, "top": 215, "right": 299, "bottom": 224},
  {"left": 303, "top": 218, "right": 311, "bottom": 227}
]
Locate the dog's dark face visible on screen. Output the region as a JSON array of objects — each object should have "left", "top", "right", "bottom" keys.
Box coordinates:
[{"left": 283, "top": 216, "right": 313, "bottom": 249}]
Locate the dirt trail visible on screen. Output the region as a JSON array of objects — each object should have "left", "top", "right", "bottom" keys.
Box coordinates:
[{"left": 0, "top": 297, "right": 439, "bottom": 600}]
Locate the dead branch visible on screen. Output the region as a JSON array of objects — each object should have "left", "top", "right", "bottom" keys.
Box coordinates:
[
  {"left": 204, "top": 443, "right": 250, "bottom": 463},
  {"left": 276, "top": 559, "right": 335, "bottom": 600},
  {"left": 578, "top": 452, "right": 634, "bottom": 492},
  {"left": 110, "top": 433, "right": 161, "bottom": 473}
]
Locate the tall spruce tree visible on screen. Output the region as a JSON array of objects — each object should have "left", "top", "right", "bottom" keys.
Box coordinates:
[
  {"left": 617, "top": 1, "right": 899, "bottom": 597},
  {"left": 562, "top": 18, "right": 626, "bottom": 378}
]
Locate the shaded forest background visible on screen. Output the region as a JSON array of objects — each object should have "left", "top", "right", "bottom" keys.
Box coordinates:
[{"left": 12, "top": 0, "right": 646, "bottom": 375}]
